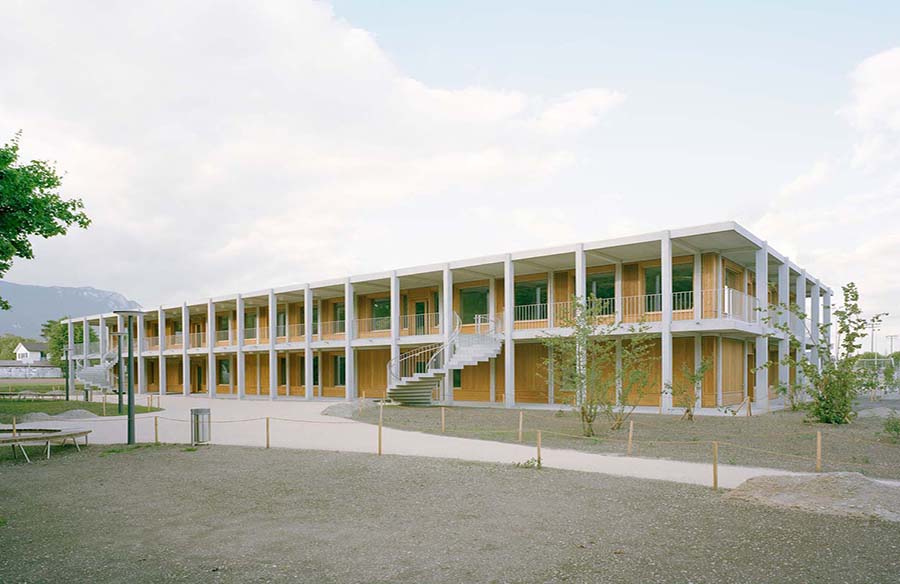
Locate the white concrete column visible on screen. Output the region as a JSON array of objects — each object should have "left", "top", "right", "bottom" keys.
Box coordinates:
[
  {"left": 182, "top": 303, "right": 190, "bottom": 396},
  {"left": 811, "top": 281, "right": 821, "bottom": 370},
  {"left": 503, "top": 254, "right": 515, "bottom": 407},
  {"left": 693, "top": 253, "right": 702, "bottom": 321},
  {"left": 207, "top": 300, "right": 216, "bottom": 397},
  {"left": 777, "top": 261, "right": 790, "bottom": 391},
  {"left": 344, "top": 278, "right": 356, "bottom": 400},
  {"left": 236, "top": 295, "right": 245, "bottom": 398},
  {"left": 304, "top": 285, "right": 314, "bottom": 400},
  {"left": 488, "top": 277, "right": 496, "bottom": 324},
  {"left": 158, "top": 308, "right": 167, "bottom": 395},
  {"left": 614, "top": 261, "right": 623, "bottom": 323},
  {"left": 575, "top": 243, "right": 586, "bottom": 302},
  {"left": 99, "top": 317, "right": 107, "bottom": 356},
  {"left": 136, "top": 314, "right": 146, "bottom": 394},
  {"left": 661, "top": 231, "right": 673, "bottom": 411},
  {"left": 389, "top": 272, "right": 400, "bottom": 380},
  {"left": 754, "top": 244, "right": 769, "bottom": 409},
  {"left": 442, "top": 264, "right": 453, "bottom": 403},
  {"left": 316, "top": 299, "right": 323, "bottom": 337},
  {"left": 268, "top": 289, "right": 277, "bottom": 400},
  {"left": 796, "top": 271, "right": 807, "bottom": 383},
  {"left": 823, "top": 288, "right": 833, "bottom": 361},
  {"left": 67, "top": 320, "right": 75, "bottom": 390}
]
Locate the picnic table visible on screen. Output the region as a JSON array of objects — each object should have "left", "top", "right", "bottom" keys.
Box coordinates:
[{"left": 0, "top": 428, "right": 92, "bottom": 463}]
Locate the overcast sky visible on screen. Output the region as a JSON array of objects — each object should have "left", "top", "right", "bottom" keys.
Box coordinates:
[{"left": 2, "top": 1, "right": 899, "bottom": 347}]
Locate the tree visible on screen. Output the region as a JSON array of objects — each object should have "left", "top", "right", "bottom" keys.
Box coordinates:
[
  {"left": 0, "top": 132, "right": 90, "bottom": 310},
  {"left": 762, "top": 282, "right": 884, "bottom": 424},
  {"left": 542, "top": 296, "right": 656, "bottom": 436},
  {"left": 666, "top": 358, "right": 712, "bottom": 421},
  {"left": 0, "top": 334, "right": 37, "bottom": 360}
]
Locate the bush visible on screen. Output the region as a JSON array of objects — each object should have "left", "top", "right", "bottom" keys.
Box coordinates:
[{"left": 882, "top": 412, "right": 900, "bottom": 444}]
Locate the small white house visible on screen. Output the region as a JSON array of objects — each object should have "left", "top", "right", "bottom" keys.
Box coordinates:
[{"left": 15, "top": 342, "right": 49, "bottom": 364}]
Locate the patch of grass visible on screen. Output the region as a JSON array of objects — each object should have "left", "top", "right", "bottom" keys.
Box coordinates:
[
  {"left": 100, "top": 444, "right": 160, "bottom": 457},
  {"left": 0, "top": 381, "right": 84, "bottom": 393},
  {"left": 182, "top": 447, "right": 198, "bottom": 452},
  {"left": 0, "top": 517, "right": 7, "bottom": 527},
  {"left": 513, "top": 457, "right": 542, "bottom": 469},
  {"left": 0, "top": 399, "right": 159, "bottom": 423}
]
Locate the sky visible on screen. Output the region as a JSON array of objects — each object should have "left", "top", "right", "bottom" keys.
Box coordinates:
[{"left": 2, "top": 1, "right": 899, "bottom": 349}]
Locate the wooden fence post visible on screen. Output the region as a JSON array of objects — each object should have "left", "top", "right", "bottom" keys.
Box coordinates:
[
  {"left": 147, "top": 396, "right": 151, "bottom": 409},
  {"left": 627, "top": 420, "right": 634, "bottom": 456},
  {"left": 11, "top": 416, "right": 16, "bottom": 437},
  {"left": 712, "top": 441, "right": 719, "bottom": 491},
  {"left": 154, "top": 416, "right": 159, "bottom": 444},
  {"left": 266, "top": 417, "right": 270, "bottom": 449},
  {"left": 518, "top": 411, "right": 523, "bottom": 442},
  {"left": 816, "top": 431, "right": 822, "bottom": 472},
  {"left": 441, "top": 406, "right": 446, "bottom": 433},
  {"left": 377, "top": 401, "right": 383, "bottom": 456},
  {"left": 536, "top": 430, "right": 542, "bottom": 468}
]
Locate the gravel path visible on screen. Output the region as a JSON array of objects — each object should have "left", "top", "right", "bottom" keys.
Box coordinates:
[
  {"left": 0, "top": 395, "right": 804, "bottom": 488},
  {"left": 1, "top": 445, "right": 899, "bottom": 583}
]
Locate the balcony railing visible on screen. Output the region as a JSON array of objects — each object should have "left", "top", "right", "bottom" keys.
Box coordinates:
[
  {"left": 189, "top": 332, "right": 206, "bottom": 348},
  {"left": 166, "top": 333, "right": 183, "bottom": 347},
  {"left": 88, "top": 342, "right": 100, "bottom": 354},
  {"left": 144, "top": 336, "right": 160, "bottom": 351},
  {"left": 320, "top": 320, "right": 346, "bottom": 338},
  {"left": 286, "top": 323, "right": 305, "bottom": 340},
  {"left": 215, "top": 330, "right": 231, "bottom": 343},
  {"left": 400, "top": 312, "right": 440, "bottom": 336},
  {"left": 243, "top": 327, "right": 257, "bottom": 341},
  {"left": 355, "top": 316, "right": 391, "bottom": 337}
]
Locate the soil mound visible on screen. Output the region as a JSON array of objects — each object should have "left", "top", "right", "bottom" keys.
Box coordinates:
[{"left": 727, "top": 472, "right": 900, "bottom": 523}]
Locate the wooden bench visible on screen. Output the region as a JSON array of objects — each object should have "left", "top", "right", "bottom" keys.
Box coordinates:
[{"left": 0, "top": 428, "right": 92, "bottom": 463}]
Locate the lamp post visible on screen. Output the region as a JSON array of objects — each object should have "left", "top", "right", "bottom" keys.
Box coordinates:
[
  {"left": 114, "top": 310, "right": 143, "bottom": 445},
  {"left": 111, "top": 332, "right": 126, "bottom": 414}
]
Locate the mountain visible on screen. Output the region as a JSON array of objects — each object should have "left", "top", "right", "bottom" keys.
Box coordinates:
[{"left": 0, "top": 281, "right": 142, "bottom": 338}]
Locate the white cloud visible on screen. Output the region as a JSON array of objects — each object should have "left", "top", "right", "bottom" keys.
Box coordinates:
[
  {"left": 0, "top": 0, "right": 624, "bottom": 305},
  {"left": 842, "top": 47, "right": 900, "bottom": 168}
]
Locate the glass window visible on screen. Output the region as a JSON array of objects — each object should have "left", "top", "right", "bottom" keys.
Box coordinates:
[
  {"left": 245, "top": 311, "right": 257, "bottom": 339},
  {"left": 587, "top": 272, "right": 615, "bottom": 299},
  {"left": 460, "top": 287, "right": 488, "bottom": 325},
  {"left": 300, "top": 357, "right": 304, "bottom": 385},
  {"left": 725, "top": 269, "right": 740, "bottom": 290},
  {"left": 333, "top": 302, "right": 345, "bottom": 322},
  {"left": 673, "top": 263, "right": 694, "bottom": 310},
  {"left": 278, "top": 357, "right": 286, "bottom": 385},
  {"left": 644, "top": 266, "right": 662, "bottom": 311},
  {"left": 276, "top": 311, "right": 286, "bottom": 336},
  {"left": 371, "top": 298, "right": 390, "bottom": 330},
  {"left": 173, "top": 319, "right": 182, "bottom": 333},
  {"left": 514, "top": 281, "right": 547, "bottom": 306},
  {"left": 334, "top": 355, "right": 346, "bottom": 386},
  {"left": 453, "top": 369, "right": 461, "bottom": 388},
  {"left": 313, "top": 356, "right": 319, "bottom": 386},
  {"left": 312, "top": 306, "right": 318, "bottom": 330},
  {"left": 401, "top": 295, "right": 408, "bottom": 318},
  {"left": 217, "top": 359, "right": 230, "bottom": 385},
  {"left": 433, "top": 291, "right": 440, "bottom": 326}
]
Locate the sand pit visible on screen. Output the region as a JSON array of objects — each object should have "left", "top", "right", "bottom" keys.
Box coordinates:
[{"left": 727, "top": 472, "right": 900, "bottom": 523}]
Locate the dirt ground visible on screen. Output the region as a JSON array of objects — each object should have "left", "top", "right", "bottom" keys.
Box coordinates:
[
  {"left": 352, "top": 405, "right": 900, "bottom": 479},
  {"left": 1, "top": 445, "right": 899, "bottom": 583}
]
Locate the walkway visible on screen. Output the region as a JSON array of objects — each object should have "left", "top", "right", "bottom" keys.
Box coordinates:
[{"left": 7, "top": 394, "right": 804, "bottom": 489}]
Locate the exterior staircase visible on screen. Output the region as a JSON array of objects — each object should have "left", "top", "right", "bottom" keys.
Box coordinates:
[
  {"left": 387, "top": 314, "right": 502, "bottom": 406},
  {"left": 75, "top": 349, "right": 119, "bottom": 393}
]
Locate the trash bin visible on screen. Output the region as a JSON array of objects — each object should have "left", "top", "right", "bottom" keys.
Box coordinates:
[{"left": 191, "top": 408, "right": 210, "bottom": 445}]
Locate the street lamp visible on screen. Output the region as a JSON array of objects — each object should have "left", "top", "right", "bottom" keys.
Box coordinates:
[
  {"left": 114, "top": 310, "right": 143, "bottom": 445},
  {"left": 111, "top": 332, "right": 126, "bottom": 414}
]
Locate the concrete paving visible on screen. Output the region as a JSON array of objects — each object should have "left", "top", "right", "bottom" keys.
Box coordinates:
[{"left": 6, "top": 394, "right": 807, "bottom": 489}]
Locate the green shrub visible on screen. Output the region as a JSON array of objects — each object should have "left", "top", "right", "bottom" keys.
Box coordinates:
[{"left": 882, "top": 412, "right": 900, "bottom": 444}]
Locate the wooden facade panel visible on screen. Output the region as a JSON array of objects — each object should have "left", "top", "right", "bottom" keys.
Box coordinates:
[
  {"left": 701, "top": 336, "right": 717, "bottom": 407},
  {"left": 672, "top": 337, "right": 695, "bottom": 394},
  {"left": 721, "top": 338, "right": 744, "bottom": 405},
  {"left": 454, "top": 359, "right": 492, "bottom": 402},
  {"left": 701, "top": 253, "right": 719, "bottom": 318},
  {"left": 515, "top": 343, "right": 549, "bottom": 403},
  {"left": 357, "top": 348, "right": 390, "bottom": 398},
  {"left": 622, "top": 338, "right": 661, "bottom": 406}
]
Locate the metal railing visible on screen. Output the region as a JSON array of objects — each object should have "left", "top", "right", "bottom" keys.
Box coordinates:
[
  {"left": 143, "top": 337, "right": 160, "bottom": 351},
  {"left": 514, "top": 303, "right": 548, "bottom": 322},
  {"left": 387, "top": 314, "right": 462, "bottom": 387},
  {"left": 672, "top": 291, "right": 694, "bottom": 320},
  {"left": 88, "top": 342, "right": 100, "bottom": 354},
  {"left": 189, "top": 332, "right": 206, "bottom": 347},
  {"left": 286, "top": 323, "right": 305, "bottom": 339},
  {"left": 355, "top": 316, "right": 392, "bottom": 337},
  {"left": 243, "top": 327, "right": 258, "bottom": 341},
  {"left": 400, "top": 312, "right": 440, "bottom": 336},
  {"left": 320, "top": 320, "right": 346, "bottom": 337},
  {"left": 166, "top": 333, "right": 183, "bottom": 347},
  {"left": 215, "top": 330, "right": 231, "bottom": 343}
]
